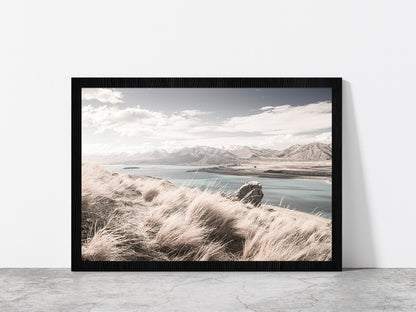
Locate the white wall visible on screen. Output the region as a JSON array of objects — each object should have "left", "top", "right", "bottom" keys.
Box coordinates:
[{"left": 1, "top": 0, "right": 415, "bottom": 268}]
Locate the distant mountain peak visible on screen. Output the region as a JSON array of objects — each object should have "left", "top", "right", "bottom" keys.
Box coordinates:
[
  {"left": 276, "top": 143, "right": 332, "bottom": 161},
  {"left": 85, "top": 142, "right": 332, "bottom": 165}
]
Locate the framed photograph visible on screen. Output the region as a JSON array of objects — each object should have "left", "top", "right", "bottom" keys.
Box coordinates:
[{"left": 72, "top": 78, "right": 342, "bottom": 271}]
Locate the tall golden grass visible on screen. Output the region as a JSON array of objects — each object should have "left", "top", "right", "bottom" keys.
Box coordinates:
[{"left": 81, "top": 163, "right": 332, "bottom": 261}]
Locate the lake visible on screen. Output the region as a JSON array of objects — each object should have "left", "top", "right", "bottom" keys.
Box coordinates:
[{"left": 103, "top": 164, "right": 332, "bottom": 219}]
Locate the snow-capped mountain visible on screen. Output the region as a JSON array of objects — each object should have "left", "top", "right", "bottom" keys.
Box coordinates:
[{"left": 86, "top": 143, "right": 332, "bottom": 165}]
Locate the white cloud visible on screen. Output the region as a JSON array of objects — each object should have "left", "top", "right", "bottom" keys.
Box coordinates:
[
  {"left": 83, "top": 105, "right": 203, "bottom": 138},
  {"left": 219, "top": 101, "right": 331, "bottom": 135},
  {"left": 180, "top": 110, "right": 211, "bottom": 117},
  {"left": 82, "top": 101, "right": 332, "bottom": 153},
  {"left": 182, "top": 131, "right": 331, "bottom": 151},
  {"left": 259, "top": 106, "right": 274, "bottom": 111},
  {"left": 189, "top": 102, "right": 331, "bottom": 136},
  {"left": 82, "top": 88, "right": 124, "bottom": 104},
  {"left": 255, "top": 132, "right": 332, "bottom": 149}
]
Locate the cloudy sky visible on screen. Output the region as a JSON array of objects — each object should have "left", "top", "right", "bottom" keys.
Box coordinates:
[{"left": 82, "top": 88, "right": 332, "bottom": 155}]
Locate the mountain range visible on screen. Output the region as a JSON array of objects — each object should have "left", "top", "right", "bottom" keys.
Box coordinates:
[{"left": 86, "top": 143, "right": 332, "bottom": 165}]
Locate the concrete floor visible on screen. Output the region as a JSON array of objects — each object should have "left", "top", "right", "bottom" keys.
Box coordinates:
[{"left": 0, "top": 269, "right": 415, "bottom": 311}]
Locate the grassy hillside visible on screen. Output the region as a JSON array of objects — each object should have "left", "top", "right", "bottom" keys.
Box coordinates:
[{"left": 81, "top": 163, "right": 332, "bottom": 261}]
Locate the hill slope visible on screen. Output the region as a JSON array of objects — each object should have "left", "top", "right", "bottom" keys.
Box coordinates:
[
  {"left": 81, "top": 163, "right": 332, "bottom": 261},
  {"left": 276, "top": 143, "right": 332, "bottom": 161}
]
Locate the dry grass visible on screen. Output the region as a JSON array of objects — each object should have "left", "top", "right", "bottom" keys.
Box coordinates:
[{"left": 81, "top": 163, "right": 332, "bottom": 261}]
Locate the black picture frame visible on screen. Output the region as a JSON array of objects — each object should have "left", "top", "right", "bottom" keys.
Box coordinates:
[{"left": 72, "top": 77, "right": 342, "bottom": 271}]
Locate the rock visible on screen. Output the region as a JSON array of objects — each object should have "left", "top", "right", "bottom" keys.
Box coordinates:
[{"left": 233, "top": 181, "right": 264, "bottom": 206}]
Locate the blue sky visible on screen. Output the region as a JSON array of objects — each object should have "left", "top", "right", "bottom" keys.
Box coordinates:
[{"left": 82, "top": 88, "right": 332, "bottom": 155}]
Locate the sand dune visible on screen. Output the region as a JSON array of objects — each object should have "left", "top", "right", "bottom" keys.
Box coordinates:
[{"left": 81, "top": 163, "right": 332, "bottom": 261}]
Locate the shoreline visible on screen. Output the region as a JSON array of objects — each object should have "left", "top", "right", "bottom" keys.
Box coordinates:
[{"left": 187, "top": 167, "right": 332, "bottom": 183}]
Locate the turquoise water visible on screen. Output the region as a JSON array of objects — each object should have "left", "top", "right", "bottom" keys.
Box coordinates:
[{"left": 103, "top": 164, "right": 332, "bottom": 219}]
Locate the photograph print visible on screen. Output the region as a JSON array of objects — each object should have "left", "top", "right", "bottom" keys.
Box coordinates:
[{"left": 74, "top": 78, "right": 341, "bottom": 270}]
